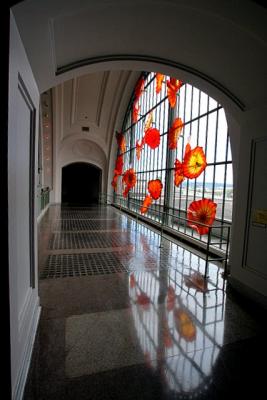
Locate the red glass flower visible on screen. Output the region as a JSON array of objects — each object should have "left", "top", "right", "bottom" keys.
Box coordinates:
[
  {"left": 116, "top": 131, "right": 126, "bottom": 153},
  {"left": 140, "top": 195, "right": 153, "bottom": 214},
  {"left": 168, "top": 117, "right": 184, "bottom": 149},
  {"left": 187, "top": 198, "right": 217, "bottom": 235},
  {"left": 148, "top": 179, "right": 163, "bottom": 200},
  {"left": 132, "top": 100, "right": 139, "bottom": 123},
  {"left": 155, "top": 73, "right": 164, "bottom": 94},
  {"left": 174, "top": 159, "right": 185, "bottom": 187},
  {"left": 114, "top": 154, "right": 123, "bottom": 175},
  {"left": 122, "top": 168, "right": 137, "bottom": 197},
  {"left": 174, "top": 308, "right": 196, "bottom": 342},
  {"left": 144, "top": 128, "right": 161, "bottom": 149},
  {"left": 167, "top": 78, "right": 183, "bottom": 108},
  {"left": 111, "top": 173, "right": 118, "bottom": 191},
  {"left": 135, "top": 77, "right": 145, "bottom": 101},
  {"left": 183, "top": 146, "right": 207, "bottom": 179}
]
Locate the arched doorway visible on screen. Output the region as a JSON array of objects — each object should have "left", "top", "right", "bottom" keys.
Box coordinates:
[{"left": 61, "top": 162, "right": 101, "bottom": 206}]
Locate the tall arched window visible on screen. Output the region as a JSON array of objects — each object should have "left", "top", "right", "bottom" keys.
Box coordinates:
[{"left": 113, "top": 72, "right": 232, "bottom": 252}]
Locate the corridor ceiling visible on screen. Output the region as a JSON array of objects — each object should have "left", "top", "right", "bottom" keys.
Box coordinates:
[{"left": 12, "top": 0, "right": 267, "bottom": 111}]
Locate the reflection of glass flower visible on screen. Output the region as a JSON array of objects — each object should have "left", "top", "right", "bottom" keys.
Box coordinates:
[
  {"left": 144, "top": 128, "right": 161, "bottom": 149},
  {"left": 140, "top": 195, "right": 153, "bottom": 214},
  {"left": 167, "top": 78, "right": 183, "bottom": 108},
  {"left": 184, "top": 271, "right": 208, "bottom": 293},
  {"left": 135, "top": 77, "right": 145, "bottom": 101},
  {"left": 132, "top": 100, "right": 139, "bottom": 123},
  {"left": 183, "top": 146, "right": 207, "bottom": 179},
  {"left": 148, "top": 179, "right": 163, "bottom": 200},
  {"left": 155, "top": 73, "right": 164, "bottom": 94},
  {"left": 187, "top": 198, "right": 217, "bottom": 235},
  {"left": 114, "top": 154, "right": 123, "bottom": 175},
  {"left": 116, "top": 131, "right": 126, "bottom": 153},
  {"left": 122, "top": 168, "right": 137, "bottom": 197},
  {"left": 174, "top": 159, "right": 185, "bottom": 187},
  {"left": 168, "top": 118, "right": 184, "bottom": 149},
  {"left": 166, "top": 286, "right": 176, "bottom": 311},
  {"left": 163, "top": 324, "right": 173, "bottom": 348},
  {"left": 137, "top": 292, "right": 150, "bottom": 310},
  {"left": 174, "top": 308, "right": 196, "bottom": 342},
  {"left": 136, "top": 138, "right": 145, "bottom": 160},
  {"left": 130, "top": 273, "right": 136, "bottom": 288}
]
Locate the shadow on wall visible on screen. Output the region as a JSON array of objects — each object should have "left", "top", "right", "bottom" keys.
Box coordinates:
[{"left": 61, "top": 162, "right": 102, "bottom": 206}]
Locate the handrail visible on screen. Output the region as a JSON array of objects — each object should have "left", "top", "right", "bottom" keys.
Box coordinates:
[{"left": 99, "top": 192, "right": 230, "bottom": 289}]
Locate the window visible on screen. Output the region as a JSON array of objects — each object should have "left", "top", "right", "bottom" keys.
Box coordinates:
[{"left": 113, "top": 72, "right": 232, "bottom": 252}]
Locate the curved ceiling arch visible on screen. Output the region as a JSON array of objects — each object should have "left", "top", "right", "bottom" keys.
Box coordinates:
[{"left": 12, "top": 0, "right": 267, "bottom": 113}]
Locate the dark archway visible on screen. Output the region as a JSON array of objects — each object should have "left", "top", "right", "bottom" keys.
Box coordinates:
[{"left": 61, "top": 162, "right": 101, "bottom": 206}]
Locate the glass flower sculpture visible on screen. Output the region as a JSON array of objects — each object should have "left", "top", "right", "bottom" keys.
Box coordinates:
[
  {"left": 155, "top": 73, "right": 164, "bottom": 94},
  {"left": 168, "top": 117, "right": 184, "bottom": 149},
  {"left": 140, "top": 195, "right": 153, "bottom": 214},
  {"left": 187, "top": 198, "right": 217, "bottom": 235},
  {"left": 122, "top": 168, "right": 137, "bottom": 198},
  {"left": 148, "top": 179, "right": 163, "bottom": 200},
  {"left": 144, "top": 127, "right": 161, "bottom": 149},
  {"left": 183, "top": 146, "right": 207, "bottom": 179}
]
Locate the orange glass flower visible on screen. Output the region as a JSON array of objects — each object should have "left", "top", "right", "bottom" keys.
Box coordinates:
[
  {"left": 136, "top": 138, "right": 145, "bottom": 160},
  {"left": 174, "top": 159, "right": 185, "bottom": 187},
  {"left": 122, "top": 168, "right": 137, "bottom": 197},
  {"left": 132, "top": 100, "right": 139, "bottom": 123},
  {"left": 167, "top": 78, "right": 183, "bottom": 108},
  {"left": 140, "top": 195, "right": 153, "bottom": 214},
  {"left": 135, "top": 77, "right": 145, "bottom": 101},
  {"left": 174, "top": 308, "right": 196, "bottom": 342},
  {"left": 148, "top": 179, "right": 163, "bottom": 200},
  {"left": 114, "top": 154, "right": 123, "bottom": 175},
  {"left": 144, "top": 128, "right": 161, "bottom": 149},
  {"left": 187, "top": 198, "right": 217, "bottom": 235},
  {"left": 144, "top": 112, "right": 153, "bottom": 132},
  {"left": 183, "top": 146, "right": 207, "bottom": 179},
  {"left": 116, "top": 131, "right": 126, "bottom": 153},
  {"left": 155, "top": 73, "right": 164, "bottom": 94},
  {"left": 168, "top": 117, "right": 184, "bottom": 149}
]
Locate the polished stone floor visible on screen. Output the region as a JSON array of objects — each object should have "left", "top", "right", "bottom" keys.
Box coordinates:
[{"left": 24, "top": 205, "right": 267, "bottom": 399}]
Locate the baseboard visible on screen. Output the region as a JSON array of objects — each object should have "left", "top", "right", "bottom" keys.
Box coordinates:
[
  {"left": 228, "top": 275, "right": 267, "bottom": 311},
  {"left": 13, "top": 299, "right": 41, "bottom": 400}
]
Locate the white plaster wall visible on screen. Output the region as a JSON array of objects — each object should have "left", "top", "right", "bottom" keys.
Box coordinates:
[
  {"left": 8, "top": 13, "right": 40, "bottom": 400},
  {"left": 229, "top": 105, "right": 267, "bottom": 301}
]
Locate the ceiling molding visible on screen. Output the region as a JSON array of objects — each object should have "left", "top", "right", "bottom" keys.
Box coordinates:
[{"left": 56, "top": 54, "right": 245, "bottom": 111}]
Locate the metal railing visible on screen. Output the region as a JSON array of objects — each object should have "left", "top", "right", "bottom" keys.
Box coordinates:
[{"left": 100, "top": 192, "right": 230, "bottom": 287}]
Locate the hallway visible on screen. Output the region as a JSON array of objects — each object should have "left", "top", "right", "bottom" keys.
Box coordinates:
[{"left": 24, "top": 205, "right": 266, "bottom": 399}]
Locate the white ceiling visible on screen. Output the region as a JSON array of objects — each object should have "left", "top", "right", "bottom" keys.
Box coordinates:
[
  {"left": 12, "top": 0, "right": 267, "bottom": 111},
  {"left": 53, "top": 70, "right": 139, "bottom": 156}
]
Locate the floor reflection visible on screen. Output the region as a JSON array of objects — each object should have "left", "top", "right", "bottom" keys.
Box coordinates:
[
  {"left": 129, "top": 263, "right": 225, "bottom": 395},
  {"left": 24, "top": 205, "right": 265, "bottom": 400}
]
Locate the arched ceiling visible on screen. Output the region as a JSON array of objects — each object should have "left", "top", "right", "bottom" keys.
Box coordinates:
[
  {"left": 52, "top": 70, "right": 139, "bottom": 156},
  {"left": 12, "top": 0, "right": 267, "bottom": 111}
]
